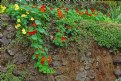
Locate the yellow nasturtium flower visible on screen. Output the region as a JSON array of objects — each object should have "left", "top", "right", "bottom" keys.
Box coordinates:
[
  {"left": 26, "top": 11, "right": 29, "bottom": 14},
  {"left": 30, "top": 17, "right": 34, "bottom": 21},
  {"left": 14, "top": 4, "right": 19, "bottom": 10},
  {"left": 0, "top": 5, "right": 6, "bottom": 13},
  {"left": 17, "top": 19, "right": 21, "bottom": 22},
  {"left": 15, "top": 24, "right": 21, "bottom": 29},
  {"left": 22, "top": 28, "right": 26, "bottom": 34},
  {"left": 21, "top": 14, "right": 27, "bottom": 18}
]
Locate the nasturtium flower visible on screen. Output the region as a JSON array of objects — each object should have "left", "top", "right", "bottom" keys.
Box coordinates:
[
  {"left": 26, "top": 11, "right": 29, "bottom": 14},
  {"left": 50, "top": 7, "right": 53, "bottom": 10},
  {"left": 15, "top": 24, "right": 21, "bottom": 29},
  {"left": 14, "top": 4, "right": 19, "bottom": 10},
  {"left": 22, "top": 28, "right": 26, "bottom": 34},
  {"left": 0, "top": 5, "right": 6, "bottom": 13},
  {"left": 47, "top": 56, "right": 51, "bottom": 64},
  {"left": 40, "top": 4, "right": 45, "bottom": 12},
  {"left": 61, "top": 36, "right": 67, "bottom": 42},
  {"left": 32, "top": 22, "right": 37, "bottom": 27},
  {"left": 21, "top": 14, "right": 27, "bottom": 18},
  {"left": 65, "top": 8, "right": 69, "bottom": 12},
  {"left": 17, "top": 19, "right": 21, "bottom": 22},
  {"left": 91, "top": 8, "right": 95, "bottom": 13},
  {"left": 40, "top": 56, "right": 45, "bottom": 65},
  {"left": 57, "top": 8, "right": 65, "bottom": 19},
  {"left": 28, "top": 30, "right": 37, "bottom": 35},
  {"left": 36, "top": 54, "right": 39, "bottom": 59},
  {"left": 31, "top": 17, "right": 34, "bottom": 21}
]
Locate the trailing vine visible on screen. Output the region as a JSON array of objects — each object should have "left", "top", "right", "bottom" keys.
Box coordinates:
[{"left": 1, "top": 2, "right": 121, "bottom": 74}]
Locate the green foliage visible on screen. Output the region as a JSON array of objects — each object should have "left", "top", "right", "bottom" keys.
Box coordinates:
[
  {"left": 1, "top": 1, "right": 121, "bottom": 74},
  {"left": 0, "top": 64, "right": 26, "bottom": 81},
  {"left": 79, "top": 20, "right": 121, "bottom": 51},
  {"left": 115, "top": 77, "right": 121, "bottom": 81}
]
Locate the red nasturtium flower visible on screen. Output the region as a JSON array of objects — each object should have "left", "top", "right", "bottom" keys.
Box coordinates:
[
  {"left": 107, "top": 14, "right": 110, "bottom": 17},
  {"left": 40, "top": 56, "right": 51, "bottom": 65},
  {"left": 61, "top": 36, "right": 67, "bottom": 42},
  {"left": 36, "top": 54, "right": 39, "bottom": 59},
  {"left": 48, "top": 56, "right": 51, "bottom": 64},
  {"left": 79, "top": 12, "right": 85, "bottom": 15},
  {"left": 91, "top": 8, "right": 95, "bottom": 13},
  {"left": 57, "top": 8, "right": 65, "bottom": 19},
  {"left": 33, "top": 4, "right": 37, "bottom": 8},
  {"left": 76, "top": 9, "right": 79, "bottom": 13},
  {"left": 41, "top": 61, "right": 44, "bottom": 65},
  {"left": 88, "top": 14, "right": 92, "bottom": 16},
  {"left": 85, "top": 10, "right": 88, "bottom": 15},
  {"left": 50, "top": 7, "right": 53, "bottom": 10},
  {"left": 65, "top": 8, "right": 69, "bottom": 12},
  {"left": 42, "top": 48, "right": 44, "bottom": 52},
  {"left": 41, "top": 56, "right": 45, "bottom": 65},
  {"left": 32, "top": 22, "right": 37, "bottom": 27},
  {"left": 28, "top": 30, "right": 37, "bottom": 35},
  {"left": 57, "top": 8, "right": 63, "bottom": 16},
  {"left": 40, "top": 4, "right": 45, "bottom": 12},
  {"left": 67, "top": 25, "right": 71, "bottom": 29}
]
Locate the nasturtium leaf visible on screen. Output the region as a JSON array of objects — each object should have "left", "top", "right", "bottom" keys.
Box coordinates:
[
  {"left": 31, "top": 43, "right": 38, "bottom": 48},
  {"left": 44, "top": 47, "right": 48, "bottom": 52},
  {"left": 32, "top": 55, "right": 36, "bottom": 60},
  {"left": 31, "top": 35, "right": 37, "bottom": 40},
  {"left": 38, "top": 28, "right": 47, "bottom": 35},
  {"left": 38, "top": 39, "right": 43, "bottom": 44},
  {"left": 35, "top": 20, "right": 41, "bottom": 25}
]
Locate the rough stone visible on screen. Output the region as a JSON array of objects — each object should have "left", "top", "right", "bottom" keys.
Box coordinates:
[
  {"left": 6, "top": 47, "right": 19, "bottom": 56},
  {"left": 54, "top": 69, "right": 63, "bottom": 76},
  {"left": 12, "top": 70, "right": 22, "bottom": 76},
  {"left": 86, "top": 52, "right": 92, "bottom": 57},
  {"left": 47, "top": 75, "right": 55, "bottom": 81},
  {"left": 0, "top": 14, "right": 10, "bottom": 20},
  {"left": 52, "top": 61, "right": 62, "bottom": 67},
  {"left": 76, "top": 71, "right": 87, "bottom": 81},
  {"left": 1, "top": 37, "right": 10, "bottom": 45},
  {"left": 0, "top": 65, "right": 7, "bottom": 73},
  {"left": 114, "top": 66, "right": 121, "bottom": 78},
  {"left": 52, "top": 55, "right": 61, "bottom": 61},
  {"left": 6, "top": 25, "right": 15, "bottom": 31},
  {"left": 3, "top": 30, "right": 9, "bottom": 36},
  {"left": 13, "top": 52, "right": 28, "bottom": 64},
  {"left": 6, "top": 32, "right": 15, "bottom": 39},
  {"left": 113, "top": 56, "right": 121, "bottom": 65},
  {"left": 79, "top": 67, "right": 85, "bottom": 72},
  {"left": 0, "top": 33, "right": 3, "bottom": 39},
  {"left": 55, "top": 75, "right": 70, "bottom": 81},
  {"left": 62, "top": 59, "right": 68, "bottom": 66},
  {"left": 85, "top": 77, "right": 90, "bottom": 81},
  {"left": 85, "top": 65, "right": 90, "bottom": 70}
]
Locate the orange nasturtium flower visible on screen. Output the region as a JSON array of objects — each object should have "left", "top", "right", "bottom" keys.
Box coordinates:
[
  {"left": 50, "top": 7, "right": 53, "bottom": 10},
  {"left": 85, "top": 10, "right": 88, "bottom": 15},
  {"left": 79, "top": 12, "right": 85, "bottom": 15},
  {"left": 57, "top": 8, "right": 65, "bottom": 19},
  {"left": 40, "top": 4, "right": 45, "bottom": 12},
  {"left": 61, "top": 36, "right": 67, "bottom": 42},
  {"left": 41, "top": 56, "right": 45, "bottom": 65},
  {"left": 91, "top": 8, "right": 95, "bottom": 13},
  {"left": 67, "top": 25, "right": 71, "bottom": 29},
  {"left": 28, "top": 30, "right": 37, "bottom": 35},
  {"left": 33, "top": 4, "right": 37, "bottom": 8},
  {"left": 48, "top": 56, "right": 51, "bottom": 64},
  {"left": 65, "top": 8, "right": 69, "bottom": 12},
  {"left": 32, "top": 22, "right": 37, "bottom": 27},
  {"left": 36, "top": 54, "right": 39, "bottom": 59}
]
